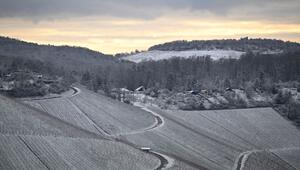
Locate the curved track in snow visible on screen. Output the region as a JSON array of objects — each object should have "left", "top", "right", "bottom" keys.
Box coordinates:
[
  {"left": 117, "top": 102, "right": 164, "bottom": 136},
  {"left": 20, "top": 86, "right": 81, "bottom": 101},
  {"left": 150, "top": 151, "right": 174, "bottom": 170},
  {"left": 68, "top": 88, "right": 173, "bottom": 169},
  {"left": 23, "top": 86, "right": 173, "bottom": 170}
]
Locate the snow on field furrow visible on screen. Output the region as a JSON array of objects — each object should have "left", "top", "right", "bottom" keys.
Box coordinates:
[
  {"left": 0, "top": 134, "right": 47, "bottom": 170},
  {"left": 123, "top": 50, "right": 245, "bottom": 63},
  {"left": 124, "top": 120, "right": 235, "bottom": 170},
  {"left": 211, "top": 108, "right": 300, "bottom": 149},
  {"left": 78, "top": 87, "right": 156, "bottom": 129},
  {"left": 73, "top": 94, "right": 132, "bottom": 127},
  {"left": 20, "top": 135, "right": 72, "bottom": 169},
  {"left": 159, "top": 109, "right": 248, "bottom": 152},
  {"left": 236, "top": 108, "right": 300, "bottom": 148},
  {"left": 197, "top": 109, "right": 269, "bottom": 148},
  {"left": 36, "top": 98, "right": 100, "bottom": 134},
  {"left": 170, "top": 160, "right": 202, "bottom": 170},
  {"left": 151, "top": 109, "right": 242, "bottom": 153},
  {"left": 70, "top": 97, "right": 128, "bottom": 134},
  {"left": 45, "top": 136, "right": 160, "bottom": 170},
  {"left": 271, "top": 147, "right": 300, "bottom": 169},
  {"left": 241, "top": 150, "right": 296, "bottom": 170},
  {"left": 70, "top": 88, "right": 156, "bottom": 135},
  {"left": 167, "top": 109, "right": 254, "bottom": 151},
  {"left": 0, "top": 95, "right": 62, "bottom": 136},
  {"left": 157, "top": 120, "right": 237, "bottom": 169},
  {"left": 0, "top": 95, "right": 102, "bottom": 139},
  {"left": 123, "top": 132, "right": 221, "bottom": 170},
  {"left": 0, "top": 134, "right": 160, "bottom": 170},
  {"left": 123, "top": 107, "right": 300, "bottom": 170},
  {"left": 22, "top": 100, "right": 44, "bottom": 110}
]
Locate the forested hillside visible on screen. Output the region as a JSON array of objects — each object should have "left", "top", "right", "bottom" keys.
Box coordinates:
[
  {"left": 85, "top": 51, "right": 300, "bottom": 92},
  {"left": 149, "top": 38, "right": 300, "bottom": 53},
  {"left": 0, "top": 36, "right": 116, "bottom": 73},
  {"left": 80, "top": 49, "right": 300, "bottom": 127},
  {"left": 0, "top": 36, "right": 120, "bottom": 97}
]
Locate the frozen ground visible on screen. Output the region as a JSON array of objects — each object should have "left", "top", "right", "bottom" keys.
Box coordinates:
[
  {"left": 0, "top": 134, "right": 159, "bottom": 170},
  {"left": 123, "top": 50, "right": 246, "bottom": 63},
  {"left": 1, "top": 86, "right": 300, "bottom": 170},
  {"left": 0, "top": 94, "right": 161, "bottom": 170},
  {"left": 122, "top": 107, "right": 300, "bottom": 170}
]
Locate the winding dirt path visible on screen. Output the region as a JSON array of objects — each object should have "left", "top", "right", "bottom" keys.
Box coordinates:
[
  {"left": 149, "top": 151, "right": 174, "bottom": 170},
  {"left": 22, "top": 86, "right": 173, "bottom": 170}
]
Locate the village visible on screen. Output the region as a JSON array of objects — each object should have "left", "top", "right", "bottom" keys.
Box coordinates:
[
  {"left": 108, "top": 84, "right": 300, "bottom": 127},
  {"left": 0, "top": 70, "right": 68, "bottom": 97}
]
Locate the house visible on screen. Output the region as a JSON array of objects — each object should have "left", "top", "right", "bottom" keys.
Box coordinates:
[
  {"left": 225, "top": 87, "right": 233, "bottom": 92},
  {"left": 187, "top": 90, "right": 200, "bottom": 95}
]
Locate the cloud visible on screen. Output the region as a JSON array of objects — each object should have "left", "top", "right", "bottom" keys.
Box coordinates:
[{"left": 0, "top": 0, "right": 299, "bottom": 23}]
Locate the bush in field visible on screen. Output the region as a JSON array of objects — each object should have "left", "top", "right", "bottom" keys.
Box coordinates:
[
  {"left": 223, "top": 91, "right": 248, "bottom": 108},
  {"left": 274, "top": 90, "right": 292, "bottom": 104},
  {"left": 48, "top": 82, "right": 68, "bottom": 94},
  {"left": 287, "top": 102, "right": 300, "bottom": 121},
  {"left": 8, "top": 86, "right": 47, "bottom": 97}
]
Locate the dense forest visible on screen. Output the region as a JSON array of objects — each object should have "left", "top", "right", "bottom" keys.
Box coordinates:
[
  {"left": 0, "top": 36, "right": 116, "bottom": 73},
  {"left": 149, "top": 38, "right": 300, "bottom": 53},
  {"left": 83, "top": 51, "right": 300, "bottom": 93},
  {"left": 80, "top": 51, "right": 300, "bottom": 126}
]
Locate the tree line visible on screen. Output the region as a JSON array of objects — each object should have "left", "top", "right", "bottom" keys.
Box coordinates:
[{"left": 81, "top": 51, "right": 300, "bottom": 94}]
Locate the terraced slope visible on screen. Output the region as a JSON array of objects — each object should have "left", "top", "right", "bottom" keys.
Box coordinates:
[
  {"left": 22, "top": 87, "right": 198, "bottom": 169},
  {"left": 123, "top": 107, "right": 300, "bottom": 170},
  {"left": 0, "top": 94, "right": 162, "bottom": 170},
  {"left": 37, "top": 98, "right": 101, "bottom": 134},
  {"left": 3, "top": 86, "right": 300, "bottom": 170},
  {"left": 0, "top": 95, "right": 99, "bottom": 139},
  {"left": 271, "top": 148, "right": 300, "bottom": 169},
  {"left": 0, "top": 134, "right": 159, "bottom": 170},
  {"left": 235, "top": 149, "right": 299, "bottom": 170},
  {"left": 29, "top": 86, "right": 156, "bottom": 136}
]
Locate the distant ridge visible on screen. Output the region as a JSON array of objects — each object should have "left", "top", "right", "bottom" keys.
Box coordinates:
[
  {"left": 149, "top": 38, "right": 300, "bottom": 52},
  {"left": 0, "top": 36, "right": 116, "bottom": 72}
]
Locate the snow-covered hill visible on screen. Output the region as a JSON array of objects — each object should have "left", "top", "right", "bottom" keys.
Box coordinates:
[{"left": 123, "top": 50, "right": 246, "bottom": 63}]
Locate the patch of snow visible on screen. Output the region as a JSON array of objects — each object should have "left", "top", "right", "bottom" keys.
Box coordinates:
[
  {"left": 203, "top": 100, "right": 212, "bottom": 109},
  {"left": 123, "top": 50, "right": 246, "bottom": 63},
  {"left": 151, "top": 151, "right": 175, "bottom": 170},
  {"left": 215, "top": 93, "right": 229, "bottom": 104},
  {"left": 233, "top": 89, "right": 250, "bottom": 105},
  {"left": 261, "top": 50, "right": 283, "bottom": 55},
  {"left": 207, "top": 97, "right": 220, "bottom": 105},
  {"left": 252, "top": 93, "right": 267, "bottom": 102}
]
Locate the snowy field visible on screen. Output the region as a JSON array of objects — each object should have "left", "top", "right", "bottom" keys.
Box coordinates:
[
  {"left": 1, "top": 86, "right": 300, "bottom": 170},
  {"left": 123, "top": 50, "right": 246, "bottom": 63},
  {"left": 123, "top": 107, "right": 300, "bottom": 170},
  {"left": 0, "top": 134, "right": 159, "bottom": 170},
  {"left": 0, "top": 95, "right": 160, "bottom": 170},
  {"left": 0, "top": 95, "right": 100, "bottom": 139}
]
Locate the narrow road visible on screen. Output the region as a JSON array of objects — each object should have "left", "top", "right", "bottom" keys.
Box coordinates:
[
  {"left": 149, "top": 151, "right": 174, "bottom": 170},
  {"left": 23, "top": 86, "right": 173, "bottom": 170},
  {"left": 117, "top": 102, "right": 164, "bottom": 136},
  {"left": 20, "top": 86, "right": 81, "bottom": 101}
]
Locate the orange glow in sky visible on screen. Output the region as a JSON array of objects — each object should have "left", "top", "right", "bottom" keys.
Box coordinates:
[{"left": 1, "top": 16, "right": 300, "bottom": 54}]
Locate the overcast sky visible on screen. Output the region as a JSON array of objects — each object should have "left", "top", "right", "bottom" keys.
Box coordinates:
[{"left": 0, "top": 0, "right": 300, "bottom": 53}]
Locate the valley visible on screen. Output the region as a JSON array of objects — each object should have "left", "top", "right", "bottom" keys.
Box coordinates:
[
  {"left": 1, "top": 36, "right": 300, "bottom": 170},
  {"left": 1, "top": 85, "right": 299, "bottom": 169}
]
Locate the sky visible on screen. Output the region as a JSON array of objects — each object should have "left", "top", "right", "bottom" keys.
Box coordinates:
[{"left": 0, "top": 0, "right": 300, "bottom": 54}]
